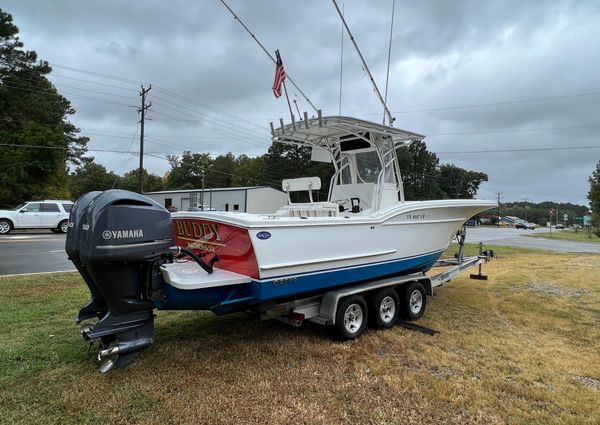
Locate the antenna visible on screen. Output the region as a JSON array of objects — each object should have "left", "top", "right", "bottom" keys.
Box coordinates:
[
  {"left": 219, "top": 0, "right": 319, "bottom": 114},
  {"left": 383, "top": 0, "right": 396, "bottom": 124},
  {"left": 331, "top": 0, "right": 395, "bottom": 126},
  {"left": 338, "top": 2, "right": 345, "bottom": 115}
]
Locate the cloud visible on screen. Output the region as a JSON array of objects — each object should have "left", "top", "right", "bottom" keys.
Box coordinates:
[{"left": 5, "top": 0, "right": 600, "bottom": 204}]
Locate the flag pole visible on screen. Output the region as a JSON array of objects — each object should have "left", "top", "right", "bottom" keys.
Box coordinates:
[{"left": 282, "top": 80, "right": 294, "bottom": 122}]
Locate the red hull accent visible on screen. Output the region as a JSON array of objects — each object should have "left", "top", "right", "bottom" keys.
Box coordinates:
[{"left": 172, "top": 218, "right": 259, "bottom": 279}]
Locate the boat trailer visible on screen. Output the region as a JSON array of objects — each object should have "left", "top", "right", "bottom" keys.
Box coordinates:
[{"left": 265, "top": 227, "right": 494, "bottom": 335}]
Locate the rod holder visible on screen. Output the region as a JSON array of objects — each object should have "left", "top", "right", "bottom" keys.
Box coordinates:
[{"left": 303, "top": 111, "right": 309, "bottom": 128}]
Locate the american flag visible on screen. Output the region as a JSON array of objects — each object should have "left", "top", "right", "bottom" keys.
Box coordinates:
[{"left": 272, "top": 50, "right": 286, "bottom": 98}]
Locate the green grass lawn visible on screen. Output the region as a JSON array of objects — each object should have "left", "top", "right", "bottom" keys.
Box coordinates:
[
  {"left": 525, "top": 228, "right": 600, "bottom": 243},
  {"left": 1, "top": 245, "right": 599, "bottom": 424}
]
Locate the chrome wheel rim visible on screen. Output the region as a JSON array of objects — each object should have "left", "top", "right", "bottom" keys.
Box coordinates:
[
  {"left": 60, "top": 221, "right": 69, "bottom": 232},
  {"left": 379, "top": 296, "right": 396, "bottom": 323},
  {"left": 0, "top": 222, "right": 9, "bottom": 234},
  {"left": 409, "top": 290, "right": 423, "bottom": 315},
  {"left": 343, "top": 303, "right": 364, "bottom": 334}
]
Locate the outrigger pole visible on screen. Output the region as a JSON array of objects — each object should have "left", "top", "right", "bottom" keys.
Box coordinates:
[
  {"left": 331, "top": 0, "right": 396, "bottom": 126},
  {"left": 219, "top": 0, "right": 319, "bottom": 114}
]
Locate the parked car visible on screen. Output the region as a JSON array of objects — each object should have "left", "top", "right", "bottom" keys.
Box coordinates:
[
  {"left": 555, "top": 224, "right": 565, "bottom": 229},
  {"left": 516, "top": 222, "right": 536, "bottom": 230},
  {"left": 0, "top": 200, "right": 73, "bottom": 234}
]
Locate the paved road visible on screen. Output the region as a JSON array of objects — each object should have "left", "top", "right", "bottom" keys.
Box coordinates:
[
  {"left": 461, "top": 227, "right": 600, "bottom": 254},
  {"left": 0, "top": 230, "right": 74, "bottom": 276},
  {"left": 1, "top": 227, "right": 598, "bottom": 277}
]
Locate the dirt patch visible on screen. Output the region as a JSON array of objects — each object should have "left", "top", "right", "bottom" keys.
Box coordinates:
[{"left": 508, "top": 283, "right": 589, "bottom": 298}]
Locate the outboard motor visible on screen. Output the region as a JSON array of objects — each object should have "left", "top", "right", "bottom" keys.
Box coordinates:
[{"left": 66, "top": 190, "right": 173, "bottom": 372}]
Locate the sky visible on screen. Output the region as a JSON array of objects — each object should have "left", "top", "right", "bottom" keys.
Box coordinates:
[{"left": 4, "top": 0, "right": 600, "bottom": 206}]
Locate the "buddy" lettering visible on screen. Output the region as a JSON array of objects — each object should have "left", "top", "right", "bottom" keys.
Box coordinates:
[{"left": 174, "top": 221, "right": 221, "bottom": 242}]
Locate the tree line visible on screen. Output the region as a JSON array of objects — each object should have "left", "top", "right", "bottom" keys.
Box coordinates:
[
  {"left": 66, "top": 141, "right": 490, "bottom": 203},
  {"left": 499, "top": 201, "right": 591, "bottom": 226}
]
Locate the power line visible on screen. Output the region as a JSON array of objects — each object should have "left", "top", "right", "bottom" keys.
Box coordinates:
[
  {"left": 373, "top": 90, "right": 600, "bottom": 115},
  {"left": 149, "top": 96, "right": 268, "bottom": 145},
  {"left": 436, "top": 145, "right": 600, "bottom": 154},
  {"left": 150, "top": 110, "right": 268, "bottom": 149},
  {"left": 49, "top": 63, "right": 148, "bottom": 86},
  {"left": 49, "top": 73, "right": 140, "bottom": 92},
  {"left": 1, "top": 72, "right": 138, "bottom": 101},
  {"left": 152, "top": 86, "right": 267, "bottom": 131},
  {"left": 1, "top": 81, "right": 135, "bottom": 108},
  {"left": 428, "top": 124, "right": 600, "bottom": 137}
]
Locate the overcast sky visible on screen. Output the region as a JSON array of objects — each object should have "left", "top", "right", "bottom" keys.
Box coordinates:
[{"left": 5, "top": 0, "right": 600, "bottom": 205}]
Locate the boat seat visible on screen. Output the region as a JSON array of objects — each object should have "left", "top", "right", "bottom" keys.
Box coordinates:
[
  {"left": 277, "top": 202, "right": 339, "bottom": 217},
  {"left": 278, "top": 176, "right": 338, "bottom": 216}
]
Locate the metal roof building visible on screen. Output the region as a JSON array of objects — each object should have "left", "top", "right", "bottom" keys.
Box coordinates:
[{"left": 144, "top": 186, "right": 287, "bottom": 214}]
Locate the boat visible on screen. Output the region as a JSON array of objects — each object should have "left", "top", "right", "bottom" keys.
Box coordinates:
[
  {"left": 163, "top": 115, "right": 497, "bottom": 311},
  {"left": 66, "top": 114, "right": 496, "bottom": 371}
]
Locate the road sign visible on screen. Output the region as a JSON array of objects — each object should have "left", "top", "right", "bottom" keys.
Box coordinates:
[
  {"left": 563, "top": 213, "right": 568, "bottom": 221},
  {"left": 583, "top": 215, "right": 592, "bottom": 226}
]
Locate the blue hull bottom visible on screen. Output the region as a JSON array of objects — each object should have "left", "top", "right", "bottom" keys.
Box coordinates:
[{"left": 156, "top": 250, "right": 444, "bottom": 313}]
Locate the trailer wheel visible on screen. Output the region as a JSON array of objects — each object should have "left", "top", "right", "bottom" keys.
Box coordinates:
[
  {"left": 369, "top": 288, "right": 399, "bottom": 329},
  {"left": 399, "top": 281, "right": 426, "bottom": 321},
  {"left": 335, "top": 295, "right": 368, "bottom": 340}
]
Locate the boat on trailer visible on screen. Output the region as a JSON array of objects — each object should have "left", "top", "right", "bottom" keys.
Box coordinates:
[
  {"left": 164, "top": 115, "right": 496, "bottom": 310},
  {"left": 66, "top": 115, "right": 496, "bottom": 372}
]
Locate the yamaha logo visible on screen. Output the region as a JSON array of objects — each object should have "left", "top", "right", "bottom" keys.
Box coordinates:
[{"left": 101, "top": 229, "right": 144, "bottom": 240}]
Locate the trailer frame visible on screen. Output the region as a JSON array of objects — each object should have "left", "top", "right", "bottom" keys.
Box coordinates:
[{"left": 264, "top": 232, "right": 495, "bottom": 336}]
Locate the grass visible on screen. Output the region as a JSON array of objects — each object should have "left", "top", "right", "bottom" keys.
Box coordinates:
[
  {"left": 525, "top": 228, "right": 600, "bottom": 243},
  {"left": 1, "top": 245, "right": 599, "bottom": 424}
]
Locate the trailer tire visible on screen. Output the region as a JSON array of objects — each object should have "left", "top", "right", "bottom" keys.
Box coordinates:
[
  {"left": 399, "top": 281, "right": 426, "bottom": 321},
  {"left": 335, "top": 295, "right": 368, "bottom": 340},
  {"left": 368, "top": 288, "right": 399, "bottom": 329}
]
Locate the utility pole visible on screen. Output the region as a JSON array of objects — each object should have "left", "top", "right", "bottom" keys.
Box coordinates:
[
  {"left": 522, "top": 195, "right": 528, "bottom": 222},
  {"left": 138, "top": 85, "right": 152, "bottom": 193},
  {"left": 496, "top": 192, "right": 503, "bottom": 228}
]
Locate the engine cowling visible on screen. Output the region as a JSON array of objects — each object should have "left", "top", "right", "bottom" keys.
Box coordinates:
[{"left": 66, "top": 190, "right": 173, "bottom": 372}]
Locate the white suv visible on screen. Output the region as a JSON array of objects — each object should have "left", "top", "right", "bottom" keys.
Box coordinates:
[{"left": 0, "top": 200, "right": 73, "bottom": 234}]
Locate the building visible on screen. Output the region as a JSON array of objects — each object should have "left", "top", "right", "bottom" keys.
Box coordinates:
[
  {"left": 144, "top": 186, "right": 288, "bottom": 214},
  {"left": 501, "top": 216, "right": 525, "bottom": 226}
]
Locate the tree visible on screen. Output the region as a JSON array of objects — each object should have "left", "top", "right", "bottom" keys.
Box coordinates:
[
  {"left": 0, "top": 9, "right": 88, "bottom": 207},
  {"left": 396, "top": 141, "right": 445, "bottom": 200},
  {"left": 588, "top": 159, "right": 600, "bottom": 232},
  {"left": 207, "top": 152, "right": 236, "bottom": 188},
  {"left": 68, "top": 159, "right": 118, "bottom": 199},
  {"left": 231, "top": 154, "right": 266, "bottom": 187},
  {"left": 116, "top": 168, "right": 164, "bottom": 193},
  {"left": 263, "top": 143, "right": 333, "bottom": 201},
  {"left": 165, "top": 151, "right": 212, "bottom": 189},
  {"left": 438, "top": 164, "right": 488, "bottom": 199}
]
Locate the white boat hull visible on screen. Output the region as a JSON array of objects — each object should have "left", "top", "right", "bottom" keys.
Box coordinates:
[{"left": 164, "top": 199, "right": 495, "bottom": 306}]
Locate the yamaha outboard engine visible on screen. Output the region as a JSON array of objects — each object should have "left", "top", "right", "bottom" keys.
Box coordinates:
[{"left": 66, "top": 190, "right": 173, "bottom": 372}]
